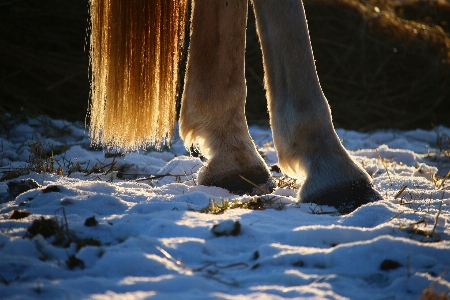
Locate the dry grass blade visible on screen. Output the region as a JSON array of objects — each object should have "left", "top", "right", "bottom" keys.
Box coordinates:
[
  {"left": 419, "top": 271, "right": 450, "bottom": 300},
  {"left": 239, "top": 175, "right": 270, "bottom": 194},
  {"left": 430, "top": 200, "right": 444, "bottom": 238},
  {"left": 388, "top": 211, "right": 405, "bottom": 222},
  {"left": 274, "top": 175, "right": 297, "bottom": 189},
  {"left": 394, "top": 185, "right": 408, "bottom": 199},
  {"left": 372, "top": 141, "right": 393, "bottom": 186},
  {"left": 437, "top": 171, "right": 450, "bottom": 190}
]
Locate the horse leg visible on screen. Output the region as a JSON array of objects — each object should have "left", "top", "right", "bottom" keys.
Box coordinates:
[
  {"left": 252, "top": 0, "right": 382, "bottom": 211},
  {"left": 180, "top": 0, "right": 273, "bottom": 194}
]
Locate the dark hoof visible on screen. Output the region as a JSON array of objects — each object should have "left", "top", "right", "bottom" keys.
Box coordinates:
[
  {"left": 208, "top": 171, "right": 274, "bottom": 195},
  {"left": 302, "top": 180, "right": 383, "bottom": 214}
]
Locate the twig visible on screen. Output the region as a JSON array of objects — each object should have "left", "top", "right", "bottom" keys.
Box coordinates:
[
  {"left": 84, "top": 161, "right": 116, "bottom": 176},
  {"left": 103, "top": 160, "right": 116, "bottom": 175}
]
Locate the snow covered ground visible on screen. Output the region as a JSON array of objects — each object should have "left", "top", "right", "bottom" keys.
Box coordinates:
[{"left": 0, "top": 115, "right": 449, "bottom": 299}]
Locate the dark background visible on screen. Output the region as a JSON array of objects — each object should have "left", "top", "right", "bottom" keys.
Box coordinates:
[{"left": 1, "top": 0, "right": 449, "bottom": 130}]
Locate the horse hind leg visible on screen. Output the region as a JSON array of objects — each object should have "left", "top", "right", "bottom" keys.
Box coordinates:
[
  {"left": 252, "top": 0, "right": 382, "bottom": 212},
  {"left": 180, "top": 0, "right": 274, "bottom": 194}
]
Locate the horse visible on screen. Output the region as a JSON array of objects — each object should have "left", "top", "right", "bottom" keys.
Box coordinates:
[{"left": 88, "top": 0, "right": 382, "bottom": 213}]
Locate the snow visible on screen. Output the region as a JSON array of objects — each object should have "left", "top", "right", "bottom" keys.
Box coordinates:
[{"left": 0, "top": 115, "right": 449, "bottom": 299}]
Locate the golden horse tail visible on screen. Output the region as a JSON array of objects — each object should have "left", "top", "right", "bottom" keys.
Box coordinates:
[{"left": 88, "top": 0, "right": 188, "bottom": 150}]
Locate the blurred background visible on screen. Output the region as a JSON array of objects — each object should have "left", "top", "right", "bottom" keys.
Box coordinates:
[{"left": 1, "top": 0, "right": 449, "bottom": 130}]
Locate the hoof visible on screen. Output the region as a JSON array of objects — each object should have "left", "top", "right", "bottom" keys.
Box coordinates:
[
  {"left": 203, "top": 170, "right": 275, "bottom": 195},
  {"left": 302, "top": 180, "right": 383, "bottom": 214}
]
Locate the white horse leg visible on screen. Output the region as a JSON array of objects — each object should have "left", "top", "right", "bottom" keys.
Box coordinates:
[
  {"left": 180, "top": 0, "right": 273, "bottom": 194},
  {"left": 252, "top": 0, "right": 382, "bottom": 211}
]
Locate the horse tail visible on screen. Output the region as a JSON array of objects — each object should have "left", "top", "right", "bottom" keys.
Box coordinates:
[{"left": 88, "top": 0, "right": 188, "bottom": 150}]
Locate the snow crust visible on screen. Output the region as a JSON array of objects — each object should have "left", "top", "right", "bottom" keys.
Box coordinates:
[{"left": 0, "top": 116, "right": 449, "bottom": 299}]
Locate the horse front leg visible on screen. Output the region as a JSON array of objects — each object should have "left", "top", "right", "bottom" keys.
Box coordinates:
[
  {"left": 180, "top": 0, "right": 273, "bottom": 194},
  {"left": 252, "top": 0, "right": 382, "bottom": 212}
]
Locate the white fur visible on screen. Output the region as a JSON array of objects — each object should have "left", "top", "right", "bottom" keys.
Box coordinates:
[
  {"left": 180, "top": 0, "right": 270, "bottom": 187},
  {"left": 252, "top": 0, "right": 372, "bottom": 201}
]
